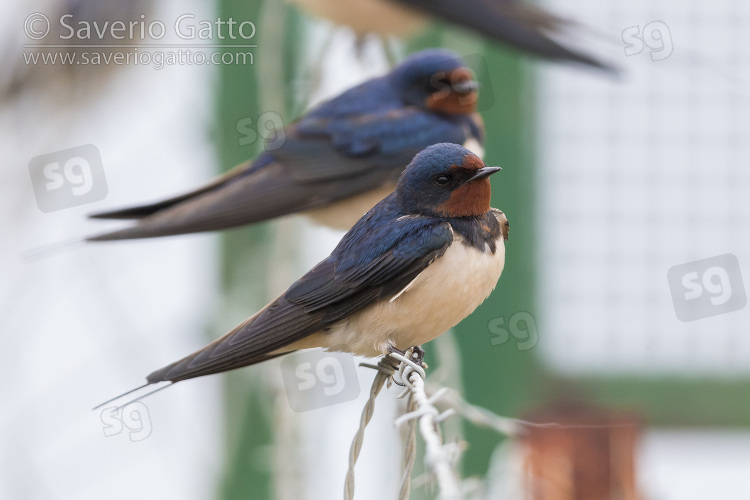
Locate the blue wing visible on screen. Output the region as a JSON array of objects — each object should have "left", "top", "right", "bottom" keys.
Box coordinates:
[
  {"left": 275, "top": 80, "right": 482, "bottom": 181},
  {"left": 146, "top": 212, "right": 453, "bottom": 383},
  {"left": 88, "top": 79, "right": 480, "bottom": 241}
]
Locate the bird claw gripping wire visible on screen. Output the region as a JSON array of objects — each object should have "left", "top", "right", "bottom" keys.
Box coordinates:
[
  {"left": 388, "top": 346, "right": 427, "bottom": 393},
  {"left": 388, "top": 344, "right": 426, "bottom": 366},
  {"left": 392, "top": 356, "right": 425, "bottom": 393}
]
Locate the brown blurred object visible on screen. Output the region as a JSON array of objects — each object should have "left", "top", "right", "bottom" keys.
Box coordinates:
[{"left": 519, "top": 401, "right": 643, "bottom": 500}]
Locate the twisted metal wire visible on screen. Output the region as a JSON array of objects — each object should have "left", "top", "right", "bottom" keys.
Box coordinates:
[
  {"left": 398, "top": 383, "right": 418, "bottom": 499},
  {"left": 345, "top": 349, "right": 462, "bottom": 500},
  {"left": 344, "top": 355, "right": 399, "bottom": 500},
  {"left": 391, "top": 353, "right": 460, "bottom": 500}
]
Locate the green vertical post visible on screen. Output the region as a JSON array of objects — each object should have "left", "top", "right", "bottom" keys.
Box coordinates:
[{"left": 215, "top": 1, "right": 273, "bottom": 499}]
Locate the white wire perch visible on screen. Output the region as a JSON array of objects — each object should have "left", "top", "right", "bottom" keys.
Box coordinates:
[
  {"left": 344, "top": 354, "right": 400, "bottom": 500},
  {"left": 344, "top": 347, "right": 641, "bottom": 500},
  {"left": 391, "top": 351, "right": 461, "bottom": 500},
  {"left": 345, "top": 348, "right": 462, "bottom": 500}
]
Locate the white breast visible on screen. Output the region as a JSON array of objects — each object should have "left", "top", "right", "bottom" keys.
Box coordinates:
[{"left": 322, "top": 220, "right": 506, "bottom": 357}]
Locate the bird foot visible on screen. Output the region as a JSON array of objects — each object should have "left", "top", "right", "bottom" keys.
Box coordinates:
[{"left": 387, "top": 345, "right": 426, "bottom": 367}]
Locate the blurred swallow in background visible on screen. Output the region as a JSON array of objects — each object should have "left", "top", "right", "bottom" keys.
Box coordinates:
[
  {"left": 99, "top": 143, "right": 508, "bottom": 402},
  {"left": 88, "top": 49, "right": 485, "bottom": 241},
  {"left": 291, "top": 0, "right": 613, "bottom": 71}
]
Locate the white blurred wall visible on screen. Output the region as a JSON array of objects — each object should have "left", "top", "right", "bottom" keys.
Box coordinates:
[
  {"left": 539, "top": 0, "right": 750, "bottom": 375},
  {"left": 0, "top": 1, "right": 222, "bottom": 499}
]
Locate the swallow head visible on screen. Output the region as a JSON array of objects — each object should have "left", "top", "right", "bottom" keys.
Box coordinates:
[
  {"left": 396, "top": 143, "right": 501, "bottom": 218},
  {"left": 389, "top": 49, "right": 480, "bottom": 115}
]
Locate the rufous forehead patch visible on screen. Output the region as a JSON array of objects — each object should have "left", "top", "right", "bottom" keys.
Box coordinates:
[{"left": 450, "top": 153, "right": 483, "bottom": 171}]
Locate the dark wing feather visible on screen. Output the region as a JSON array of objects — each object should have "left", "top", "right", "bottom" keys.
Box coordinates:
[
  {"left": 146, "top": 216, "right": 453, "bottom": 383},
  {"left": 88, "top": 104, "right": 480, "bottom": 241},
  {"left": 263, "top": 107, "right": 479, "bottom": 182},
  {"left": 87, "top": 157, "right": 395, "bottom": 241},
  {"left": 88, "top": 160, "right": 259, "bottom": 220},
  {"left": 395, "top": 0, "right": 614, "bottom": 71}
]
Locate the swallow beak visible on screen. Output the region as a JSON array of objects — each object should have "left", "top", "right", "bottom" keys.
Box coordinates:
[
  {"left": 452, "top": 79, "right": 480, "bottom": 94},
  {"left": 464, "top": 166, "right": 502, "bottom": 184}
]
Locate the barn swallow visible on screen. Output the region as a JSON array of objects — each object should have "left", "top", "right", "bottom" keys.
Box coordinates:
[
  {"left": 291, "top": 0, "right": 612, "bottom": 71},
  {"left": 98, "top": 143, "right": 508, "bottom": 402},
  {"left": 87, "top": 49, "right": 485, "bottom": 241}
]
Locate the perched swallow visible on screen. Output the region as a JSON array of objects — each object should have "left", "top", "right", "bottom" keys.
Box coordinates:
[
  {"left": 103, "top": 143, "right": 507, "bottom": 398},
  {"left": 88, "top": 49, "right": 484, "bottom": 241},
  {"left": 291, "top": 0, "right": 612, "bottom": 71}
]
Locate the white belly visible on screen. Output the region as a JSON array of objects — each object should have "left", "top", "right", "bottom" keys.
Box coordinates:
[{"left": 322, "top": 229, "right": 506, "bottom": 357}]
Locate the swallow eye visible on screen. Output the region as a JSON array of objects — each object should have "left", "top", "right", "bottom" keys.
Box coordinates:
[
  {"left": 431, "top": 76, "right": 451, "bottom": 91},
  {"left": 436, "top": 174, "right": 451, "bottom": 186}
]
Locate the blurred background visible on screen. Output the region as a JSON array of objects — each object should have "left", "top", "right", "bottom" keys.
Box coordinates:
[{"left": 2, "top": 0, "right": 749, "bottom": 499}]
